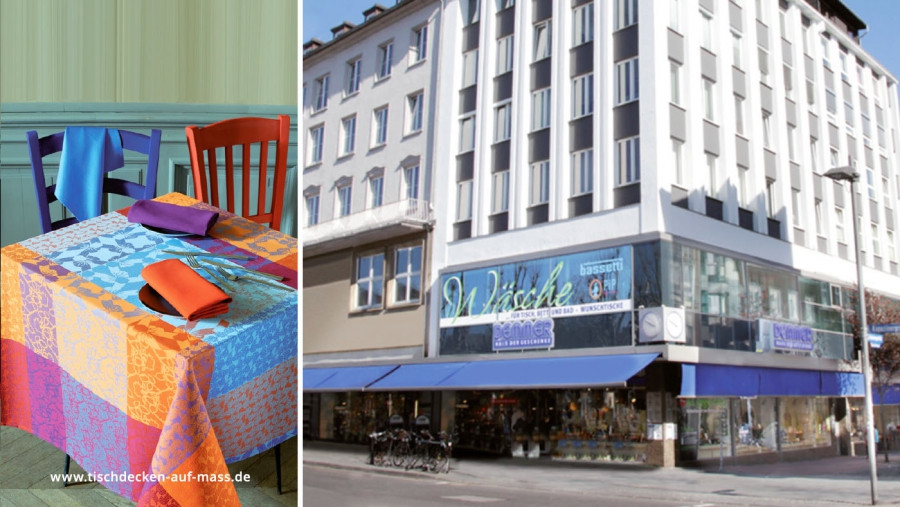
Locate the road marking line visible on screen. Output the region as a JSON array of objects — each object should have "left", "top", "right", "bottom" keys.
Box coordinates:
[{"left": 441, "top": 495, "right": 505, "bottom": 503}]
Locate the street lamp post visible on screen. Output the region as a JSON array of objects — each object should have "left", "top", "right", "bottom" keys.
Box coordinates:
[{"left": 825, "top": 163, "right": 878, "bottom": 505}]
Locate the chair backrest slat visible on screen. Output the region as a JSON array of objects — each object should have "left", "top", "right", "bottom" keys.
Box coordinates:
[
  {"left": 184, "top": 115, "right": 290, "bottom": 231},
  {"left": 26, "top": 128, "right": 162, "bottom": 234}
]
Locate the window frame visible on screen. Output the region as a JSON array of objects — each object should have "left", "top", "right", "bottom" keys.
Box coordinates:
[
  {"left": 368, "top": 174, "right": 384, "bottom": 208},
  {"left": 495, "top": 102, "right": 512, "bottom": 142},
  {"left": 572, "top": 2, "right": 594, "bottom": 47},
  {"left": 531, "top": 88, "right": 551, "bottom": 131},
  {"left": 412, "top": 24, "right": 428, "bottom": 64},
  {"left": 404, "top": 165, "right": 420, "bottom": 200},
  {"left": 407, "top": 91, "right": 424, "bottom": 134},
  {"left": 305, "top": 194, "right": 319, "bottom": 226},
  {"left": 492, "top": 170, "right": 510, "bottom": 214},
  {"left": 530, "top": 160, "right": 550, "bottom": 206},
  {"left": 355, "top": 251, "right": 385, "bottom": 311},
  {"left": 314, "top": 75, "right": 329, "bottom": 112},
  {"left": 377, "top": 41, "right": 394, "bottom": 80},
  {"left": 373, "top": 106, "right": 389, "bottom": 147},
  {"left": 572, "top": 73, "right": 594, "bottom": 119},
  {"left": 533, "top": 19, "right": 552, "bottom": 61},
  {"left": 337, "top": 182, "right": 353, "bottom": 217},
  {"left": 615, "top": 57, "right": 639, "bottom": 106},
  {"left": 497, "top": 34, "right": 514, "bottom": 75},
  {"left": 393, "top": 244, "right": 423, "bottom": 305},
  {"left": 308, "top": 124, "right": 324, "bottom": 165},
  {"left": 615, "top": 136, "right": 641, "bottom": 186},
  {"left": 346, "top": 58, "right": 361, "bottom": 96},
  {"left": 340, "top": 115, "right": 356, "bottom": 156},
  {"left": 571, "top": 149, "right": 594, "bottom": 197},
  {"left": 615, "top": 0, "right": 638, "bottom": 31}
]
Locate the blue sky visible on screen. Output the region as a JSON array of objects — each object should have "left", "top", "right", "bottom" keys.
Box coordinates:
[{"left": 302, "top": 0, "right": 900, "bottom": 80}]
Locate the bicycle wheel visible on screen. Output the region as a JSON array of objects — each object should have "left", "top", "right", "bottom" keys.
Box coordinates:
[{"left": 391, "top": 440, "right": 410, "bottom": 468}]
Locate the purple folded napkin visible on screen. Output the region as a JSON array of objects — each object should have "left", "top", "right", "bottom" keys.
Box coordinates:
[
  {"left": 128, "top": 200, "right": 219, "bottom": 236},
  {"left": 55, "top": 127, "right": 124, "bottom": 222}
]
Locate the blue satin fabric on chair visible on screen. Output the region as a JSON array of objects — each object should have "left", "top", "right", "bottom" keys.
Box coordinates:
[{"left": 55, "top": 127, "right": 125, "bottom": 222}]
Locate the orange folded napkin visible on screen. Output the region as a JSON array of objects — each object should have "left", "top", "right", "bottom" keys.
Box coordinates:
[{"left": 141, "top": 259, "right": 232, "bottom": 320}]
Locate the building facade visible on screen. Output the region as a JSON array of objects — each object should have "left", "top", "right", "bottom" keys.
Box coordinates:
[{"left": 303, "top": 0, "right": 900, "bottom": 466}]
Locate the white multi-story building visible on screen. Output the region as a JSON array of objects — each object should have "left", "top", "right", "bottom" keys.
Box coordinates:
[{"left": 304, "top": 0, "right": 900, "bottom": 465}]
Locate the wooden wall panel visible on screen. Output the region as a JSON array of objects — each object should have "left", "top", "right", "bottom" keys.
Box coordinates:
[{"left": 0, "top": 0, "right": 297, "bottom": 105}]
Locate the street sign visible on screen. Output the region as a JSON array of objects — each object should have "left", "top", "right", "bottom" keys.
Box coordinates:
[
  {"left": 869, "top": 324, "right": 900, "bottom": 334},
  {"left": 869, "top": 332, "right": 884, "bottom": 349}
]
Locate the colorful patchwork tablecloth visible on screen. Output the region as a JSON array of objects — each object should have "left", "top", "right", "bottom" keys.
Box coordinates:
[{"left": 1, "top": 193, "right": 298, "bottom": 506}]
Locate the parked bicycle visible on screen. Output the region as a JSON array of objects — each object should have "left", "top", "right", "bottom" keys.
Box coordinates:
[{"left": 367, "top": 425, "right": 453, "bottom": 473}]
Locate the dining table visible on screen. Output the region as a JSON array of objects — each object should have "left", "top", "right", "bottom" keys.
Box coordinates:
[{"left": 0, "top": 192, "right": 298, "bottom": 506}]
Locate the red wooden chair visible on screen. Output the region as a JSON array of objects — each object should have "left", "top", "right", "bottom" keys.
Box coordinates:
[{"left": 185, "top": 115, "right": 290, "bottom": 231}]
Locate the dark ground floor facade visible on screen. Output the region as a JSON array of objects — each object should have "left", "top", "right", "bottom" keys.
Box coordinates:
[{"left": 303, "top": 359, "right": 872, "bottom": 466}]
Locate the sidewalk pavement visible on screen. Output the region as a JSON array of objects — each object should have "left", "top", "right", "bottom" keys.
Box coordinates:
[{"left": 303, "top": 441, "right": 900, "bottom": 506}]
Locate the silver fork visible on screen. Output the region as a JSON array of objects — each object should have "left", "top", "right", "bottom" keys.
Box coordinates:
[
  {"left": 215, "top": 266, "right": 293, "bottom": 292},
  {"left": 185, "top": 255, "right": 234, "bottom": 291}
]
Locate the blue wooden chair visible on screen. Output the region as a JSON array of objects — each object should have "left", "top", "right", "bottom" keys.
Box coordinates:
[{"left": 26, "top": 128, "right": 162, "bottom": 233}]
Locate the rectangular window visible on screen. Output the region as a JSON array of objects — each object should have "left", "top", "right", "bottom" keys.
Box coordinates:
[
  {"left": 314, "top": 75, "right": 329, "bottom": 111},
  {"left": 792, "top": 188, "right": 802, "bottom": 227},
  {"left": 829, "top": 147, "right": 839, "bottom": 168},
  {"left": 762, "top": 111, "right": 772, "bottom": 148},
  {"left": 373, "top": 106, "right": 389, "bottom": 146},
  {"left": 844, "top": 101, "right": 854, "bottom": 127},
  {"left": 305, "top": 194, "right": 319, "bottom": 226},
  {"left": 462, "top": 0, "right": 480, "bottom": 26},
  {"left": 463, "top": 49, "right": 479, "bottom": 87},
  {"left": 700, "top": 9, "right": 714, "bottom": 52},
  {"left": 839, "top": 48, "right": 849, "bottom": 81},
  {"left": 408, "top": 92, "right": 424, "bottom": 133},
  {"left": 573, "top": 3, "right": 594, "bottom": 46},
  {"left": 732, "top": 29, "right": 743, "bottom": 68},
  {"left": 532, "top": 88, "right": 551, "bottom": 131},
  {"left": 369, "top": 176, "right": 383, "bottom": 208},
  {"left": 862, "top": 113, "right": 871, "bottom": 140},
  {"left": 810, "top": 138, "right": 819, "bottom": 174},
  {"left": 497, "top": 35, "right": 514, "bottom": 75},
  {"left": 533, "top": 20, "right": 551, "bottom": 61},
  {"left": 702, "top": 78, "right": 715, "bottom": 121},
  {"left": 735, "top": 95, "right": 745, "bottom": 135},
  {"left": 356, "top": 253, "right": 384, "bottom": 309},
  {"left": 766, "top": 178, "right": 776, "bottom": 218},
  {"left": 615, "top": 136, "right": 640, "bottom": 186},
  {"left": 309, "top": 125, "right": 324, "bottom": 165},
  {"left": 457, "top": 180, "right": 473, "bottom": 221},
  {"left": 571, "top": 149, "right": 593, "bottom": 196},
  {"left": 815, "top": 198, "right": 824, "bottom": 236},
  {"left": 669, "top": 0, "right": 680, "bottom": 32},
  {"left": 412, "top": 24, "right": 428, "bottom": 63},
  {"left": 758, "top": 47, "right": 770, "bottom": 84},
  {"left": 378, "top": 42, "right": 393, "bottom": 79},
  {"left": 706, "top": 153, "right": 718, "bottom": 196},
  {"left": 404, "top": 165, "right": 420, "bottom": 200},
  {"left": 616, "top": 58, "right": 639, "bottom": 105},
  {"left": 883, "top": 175, "right": 892, "bottom": 203},
  {"left": 806, "top": 78, "right": 815, "bottom": 106},
  {"left": 672, "top": 138, "right": 685, "bottom": 186},
  {"left": 835, "top": 206, "right": 845, "bottom": 243},
  {"left": 739, "top": 165, "right": 750, "bottom": 207},
  {"left": 338, "top": 184, "right": 352, "bottom": 217},
  {"left": 670, "top": 61, "right": 681, "bottom": 105},
  {"left": 394, "top": 246, "right": 422, "bottom": 304},
  {"left": 615, "top": 0, "right": 638, "bottom": 30},
  {"left": 346, "top": 59, "right": 361, "bottom": 95},
  {"left": 788, "top": 125, "right": 797, "bottom": 161},
  {"left": 530, "top": 160, "right": 550, "bottom": 205},
  {"left": 492, "top": 170, "right": 510, "bottom": 213},
  {"left": 495, "top": 102, "right": 512, "bottom": 142},
  {"left": 821, "top": 36, "right": 830, "bottom": 69},
  {"left": 497, "top": 0, "right": 514, "bottom": 11},
  {"left": 826, "top": 88, "right": 837, "bottom": 114},
  {"left": 887, "top": 230, "right": 897, "bottom": 262},
  {"left": 460, "top": 115, "right": 476, "bottom": 152},
  {"left": 866, "top": 166, "right": 876, "bottom": 199},
  {"left": 341, "top": 116, "right": 356, "bottom": 155},
  {"left": 784, "top": 65, "right": 794, "bottom": 98},
  {"left": 572, "top": 73, "right": 594, "bottom": 118},
  {"left": 872, "top": 223, "right": 881, "bottom": 256}
]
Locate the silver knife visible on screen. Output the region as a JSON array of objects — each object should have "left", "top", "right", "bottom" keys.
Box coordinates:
[
  {"left": 199, "top": 258, "right": 286, "bottom": 281},
  {"left": 162, "top": 250, "right": 254, "bottom": 260}
]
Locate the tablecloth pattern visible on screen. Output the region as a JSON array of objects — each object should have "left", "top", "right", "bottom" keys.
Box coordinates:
[{"left": 1, "top": 193, "right": 298, "bottom": 506}]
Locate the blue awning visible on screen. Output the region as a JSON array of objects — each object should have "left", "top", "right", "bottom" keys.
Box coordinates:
[
  {"left": 303, "top": 365, "right": 398, "bottom": 392},
  {"left": 874, "top": 385, "right": 900, "bottom": 405},
  {"left": 367, "top": 362, "right": 469, "bottom": 391},
  {"left": 422, "top": 353, "right": 660, "bottom": 390},
  {"left": 680, "top": 364, "right": 864, "bottom": 397}
]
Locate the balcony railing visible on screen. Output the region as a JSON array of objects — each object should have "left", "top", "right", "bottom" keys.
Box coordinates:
[{"left": 303, "top": 198, "right": 433, "bottom": 249}]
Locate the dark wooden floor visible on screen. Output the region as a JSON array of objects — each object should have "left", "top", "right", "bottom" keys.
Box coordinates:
[{"left": 0, "top": 424, "right": 298, "bottom": 506}]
